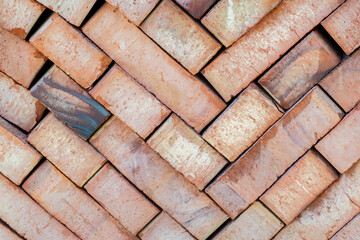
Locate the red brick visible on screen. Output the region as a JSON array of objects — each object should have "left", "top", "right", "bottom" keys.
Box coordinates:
[
  {"left": 259, "top": 30, "right": 341, "bottom": 109},
  {"left": 147, "top": 114, "right": 227, "bottom": 190},
  {"left": 27, "top": 113, "right": 106, "bottom": 187},
  {"left": 201, "top": 0, "right": 345, "bottom": 101},
  {"left": 174, "top": 0, "right": 217, "bottom": 19},
  {"left": 260, "top": 149, "right": 338, "bottom": 224},
  {"left": 90, "top": 65, "right": 170, "bottom": 138},
  {"left": 322, "top": 0, "right": 360, "bottom": 55},
  {"left": 332, "top": 214, "right": 360, "bottom": 240},
  {"left": 23, "top": 161, "right": 137, "bottom": 240},
  {"left": 206, "top": 86, "right": 343, "bottom": 219},
  {"left": 30, "top": 14, "right": 111, "bottom": 89},
  {"left": 203, "top": 83, "right": 283, "bottom": 162},
  {"left": 82, "top": 3, "right": 225, "bottom": 132},
  {"left": 0, "top": 223, "right": 21, "bottom": 240},
  {"left": 90, "top": 117, "right": 228, "bottom": 240},
  {"left": 141, "top": 0, "right": 221, "bottom": 74},
  {"left": 84, "top": 163, "right": 160, "bottom": 235}
]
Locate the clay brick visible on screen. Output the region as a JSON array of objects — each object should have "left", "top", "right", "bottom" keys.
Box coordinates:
[
  {"left": 0, "top": 0, "right": 44, "bottom": 38},
  {"left": 141, "top": 0, "right": 221, "bottom": 74},
  {"left": 332, "top": 214, "right": 360, "bottom": 240},
  {"left": 203, "top": 83, "right": 283, "bottom": 162},
  {"left": 259, "top": 30, "right": 341, "bottom": 109},
  {"left": 90, "top": 117, "right": 228, "bottom": 240},
  {"left": 320, "top": 49, "right": 360, "bottom": 112},
  {"left": 0, "top": 71, "right": 45, "bottom": 131},
  {"left": 139, "top": 212, "right": 194, "bottom": 240},
  {"left": 147, "top": 114, "right": 227, "bottom": 190},
  {"left": 0, "top": 173, "right": 78, "bottom": 240},
  {"left": 206, "top": 86, "right": 343, "bottom": 219},
  {"left": 201, "top": 0, "right": 281, "bottom": 47},
  {"left": 30, "top": 14, "right": 111, "bottom": 89},
  {"left": 316, "top": 103, "right": 360, "bottom": 173},
  {"left": 0, "top": 27, "right": 46, "bottom": 88},
  {"left": 202, "top": 0, "right": 345, "bottom": 101},
  {"left": 36, "top": 0, "right": 96, "bottom": 26},
  {"left": 0, "top": 117, "right": 42, "bottom": 185},
  {"left": 260, "top": 149, "right": 338, "bottom": 224},
  {"left": 23, "top": 161, "right": 137, "bottom": 240},
  {"left": 322, "top": 0, "right": 360, "bottom": 55},
  {"left": 90, "top": 65, "right": 170, "bottom": 138},
  {"left": 82, "top": 3, "right": 225, "bottom": 132},
  {"left": 0, "top": 223, "right": 21, "bottom": 240},
  {"left": 174, "top": 0, "right": 217, "bottom": 19},
  {"left": 84, "top": 163, "right": 160, "bottom": 235},
  {"left": 27, "top": 113, "right": 106, "bottom": 187},
  {"left": 31, "top": 65, "right": 110, "bottom": 139}
]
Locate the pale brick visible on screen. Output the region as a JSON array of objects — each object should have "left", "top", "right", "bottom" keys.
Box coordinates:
[
  {"left": 332, "top": 214, "right": 360, "bottom": 240},
  {"left": 0, "top": 223, "right": 21, "bottom": 240}
]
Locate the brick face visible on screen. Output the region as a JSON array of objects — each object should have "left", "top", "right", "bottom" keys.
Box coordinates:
[
  {"left": 174, "top": 0, "right": 217, "bottom": 19},
  {"left": 332, "top": 214, "right": 360, "bottom": 240},
  {"left": 0, "top": 223, "right": 21, "bottom": 240}
]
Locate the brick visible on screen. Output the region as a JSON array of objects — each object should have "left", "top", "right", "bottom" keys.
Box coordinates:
[
  {"left": 322, "top": 0, "right": 360, "bottom": 55},
  {"left": 0, "top": 27, "right": 46, "bottom": 88},
  {"left": 214, "top": 202, "right": 283, "bottom": 240},
  {"left": 147, "top": 114, "right": 227, "bottom": 190},
  {"left": 201, "top": 0, "right": 281, "bottom": 47},
  {"left": 141, "top": 0, "right": 221, "bottom": 74},
  {"left": 0, "top": 173, "right": 78, "bottom": 240},
  {"left": 90, "top": 65, "right": 170, "bottom": 138},
  {"left": 0, "top": 0, "right": 44, "bottom": 38},
  {"left": 316, "top": 103, "right": 360, "bottom": 173},
  {"left": 30, "top": 14, "right": 111, "bottom": 89},
  {"left": 0, "top": 117, "right": 42, "bottom": 185},
  {"left": 202, "top": 0, "right": 345, "bottom": 101},
  {"left": 260, "top": 149, "right": 338, "bottom": 224},
  {"left": 139, "top": 212, "right": 194, "bottom": 240},
  {"left": 90, "top": 117, "right": 228, "bottom": 240},
  {"left": 203, "top": 83, "right": 283, "bottom": 162},
  {"left": 23, "top": 161, "right": 137, "bottom": 240},
  {"left": 174, "top": 0, "right": 217, "bottom": 19},
  {"left": 259, "top": 30, "right": 341, "bottom": 109},
  {"left": 31, "top": 65, "right": 110, "bottom": 139},
  {"left": 206, "top": 86, "right": 343, "bottom": 219},
  {"left": 332, "top": 214, "right": 360, "bottom": 240},
  {"left": 0, "top": 223, "right": 21, "bottom": 240},
  {"left": 27, "top": 113, "right": 106, "bottom": 186},
  {"left": 84, "top": 163, "right": 160, "bottom": 235},
  {"left": 82, "top": 3, "right": 225, "bottom": 132},
  {"left": 106, "top": 0, "right": 160, "bottom": 25},
  {"left": 36, "top": 0, "right": 96, "bottom": 26},
  {"left": 0, "top": 71, "right": 46, "bottom": 132},
  {"left": 320, "top": 49, "right": 360, "bottom": 112}
]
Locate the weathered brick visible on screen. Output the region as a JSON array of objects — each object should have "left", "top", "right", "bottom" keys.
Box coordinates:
[
  {"left": 90, "top": 65, "right": 170, "bottom": 138},
  {"left": 27, "top": 113, "right": 106, "bottom": 187},
  {"left": 332, "top": 214, "right": 360, "bottom": 240},
  {"left": 202, "top": 0, "right": 345, "bottom": 101},
  {"left": 82, "top": 3, "right": 225, "bottom": 132},
  {"left": 174, "top": 0, "right": 217, "bottom": 19},
  {"left": 90, "top": 117, "right": 228, "bottom": 240},
  {"left": 0, "top": 223, "right": 21, "bottom": 240},
  {"left": 203, "top": 83, "right": 283, "bottom": 162},
  {"left": 206, "top": 87, "right": 343, "bottom": 219},
  {"left": 30, "top": 14, "right": 111, "bottom": 89}
]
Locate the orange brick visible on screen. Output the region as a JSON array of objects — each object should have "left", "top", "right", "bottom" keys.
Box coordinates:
[
  {"left": 259, "top": 30, "right": 341, "bottom": 109},
  {"left": 206, "top": 87, "right": 343, "bottom": 219},
  {"left": 27, "top": 113, "right": 106, "bottom": 187},
  {"left": 0, "top": 71, "right": 45, "bottom": 132},
  {"left": 201, "top": 0, "right": 281, "bottom": 47},
  {"left": 0, "top": 0, "right": 44, "bottom": 38},
  {"left": 141, "top": 0, "right": 221, "bottom": 74},
  {"left": 174, "top": 0, "right": 217, "bottom": 19},
  {"left": 147, "top": 114, "right": 227, "bottom": 190},
  {"left": 139, "top": 212, "right": 194, "bottom": 240},
  {"left": 320, "top": 49, "right": 360, "bottom": 112},
  {"left": 332, "top": 214, "right": 360, "bottom": 240},
  {"left": 90, "top": 65, "right": 170, "bottom": 138},
  {"left": 90, "top": 117, "right": 228, "bottom": 240},
  {"left": 30, "top": 14, "right": 111, "bottom": 89},
  {"left": 84, "top": 163, "right": 160, "bottom": 235},
  {"left": 0, "top": 117, "right": 42, "bottom": 185},
  {"left": 0, "top": 173, "right": 78, "bottom": 240},
  {"left": 0, "top": 27, "right": 46, "bottom": 88},
  {"left": 322, "top": 0, "right": 360, "bottom": 55},
  {"left": 202, "top": 0, "right": 345, "bottom": 101},
  {"left": 23, "top": 161, "right": 136, "bottom": 240},
  {"left": 0, "top": 223, "right": 21, "bottom": 240},
  {"left": 260, "top": 150, "right": 338, "bottom": 224},
  {"left": 203, "top": 83, "right": 283, "bottom": 162},
  {"left": 82, "top": 3, "right": 225, "bottom": 132}
]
